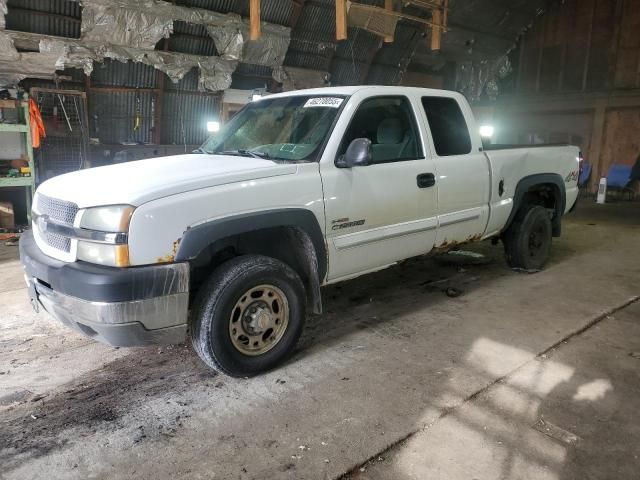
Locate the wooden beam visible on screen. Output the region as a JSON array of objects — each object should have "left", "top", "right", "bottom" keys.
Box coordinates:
[
  {"left": 336, "top": 0, "right": 348, "bottom": 41},
  {"left": 443, "top": 0, "right": 448, "bottom": 28},
  {"left": 250, "top": 0, "right": 261, "bottom": 41},
  {"left": 384, "top": 0, "right": 394, "bottom": 43},
  {"left": 431, "top": 2, "right": 442, "bottom": 51}
]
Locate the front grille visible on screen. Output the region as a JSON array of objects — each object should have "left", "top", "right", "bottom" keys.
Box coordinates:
[
  {"left": 35, "top": 194, "right": 78, "bottom": 254},
  {"left": 36, "top": 194, "right": 78, "bottom": 225},
  {"left": 45, "top": 232, "right": 72, "bottom": 253}
]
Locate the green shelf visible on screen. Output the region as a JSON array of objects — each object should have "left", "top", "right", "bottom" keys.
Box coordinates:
[
  {"left": 0, "top": 96, "right": 36, "bottom": 223},
  {"left": 0, "top": 123, "right": 29, "bottom": 133},
  {"left": 0, "top": 177, "right": 34, "bottom": 187}
]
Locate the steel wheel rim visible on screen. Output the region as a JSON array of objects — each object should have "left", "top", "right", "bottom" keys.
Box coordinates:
[{"left": 228, "top": 284, "right": 289, "bottom": 356}]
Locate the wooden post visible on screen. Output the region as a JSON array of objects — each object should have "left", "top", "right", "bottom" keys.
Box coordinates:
[
  {"left": 384, "top": 0, "right": 394, "bottom": 43},
  {"left": 336, "top": 0, "right": 347, "bottom": 41},
  {"left": 250, "top": 0, "right": 261, "bottom": 40},
  {"left": 431, "top": 2, "right": 442, "bottom": 51}
]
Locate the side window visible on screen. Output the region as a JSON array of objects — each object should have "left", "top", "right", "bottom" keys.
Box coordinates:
[
  {"left": 338, "top": 96, "right": 423, "bottom": 164},
  {"left": 421, "top": 97, "right": 472, "bottom": 156}
]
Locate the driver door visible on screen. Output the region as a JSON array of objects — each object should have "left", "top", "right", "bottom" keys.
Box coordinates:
[{"left": 320, "top": 94, "right": 438, "bottom": 281}]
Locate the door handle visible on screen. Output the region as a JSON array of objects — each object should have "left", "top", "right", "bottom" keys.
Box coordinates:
[{"left": 417, "top": 173, "right": 436, "bottom": 188}]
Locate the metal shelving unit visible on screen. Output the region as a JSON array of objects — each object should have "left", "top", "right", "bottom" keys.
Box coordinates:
[{"left": 0, "top": 95, "right": 36, "bottom": 223}]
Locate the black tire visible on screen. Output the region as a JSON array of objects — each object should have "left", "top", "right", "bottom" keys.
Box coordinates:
[
  {"left": 190, "top": 255, "right": 306, "bottom": 377},
  {"left": 503, "top": 205, "right": 553, "bottom": 270}
]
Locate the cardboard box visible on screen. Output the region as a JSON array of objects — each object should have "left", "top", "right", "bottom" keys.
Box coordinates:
[{"left": 0, "top": 201, "right": 15, "bottom": 229}]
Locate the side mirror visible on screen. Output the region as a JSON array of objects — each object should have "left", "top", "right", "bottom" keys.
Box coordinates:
[{"left": 336, "top": 138, "right": 372, "bottom": 168}]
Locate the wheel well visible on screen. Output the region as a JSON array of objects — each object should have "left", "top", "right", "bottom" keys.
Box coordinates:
[
  {"left": 522, "top": 183, "right": 562, "bottom": 236},
  {"left": 189, "top": 226, "right": 323, "bottom": 314},
  {"left": 525, "top": 183, "right": 558, "bottom": 209}
]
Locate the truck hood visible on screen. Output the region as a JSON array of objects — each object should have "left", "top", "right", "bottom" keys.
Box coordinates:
[{"left": 36, "top": 154, "right": 298, "bottom": 208}]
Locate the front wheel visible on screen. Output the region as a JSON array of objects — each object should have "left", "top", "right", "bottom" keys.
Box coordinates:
[
  {"left": 190, "top": 255, "right": 306, "bottom": 377},
  {"left": 503, "top": 205, "right": 553, "bottom": 270}
]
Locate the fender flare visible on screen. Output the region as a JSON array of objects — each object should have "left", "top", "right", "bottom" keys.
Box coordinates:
[
  {"left": 504, "top": 173, "right": 566, "bottom": 236},
  {"left": 175, "top": 208, "right": 327, "bottom": 284}
]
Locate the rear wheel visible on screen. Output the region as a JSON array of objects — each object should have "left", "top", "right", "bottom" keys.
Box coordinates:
[
  {"left": 190, "top": 255, "right": 306, "bottom": 377},
  {"left": 503, "top": 205, "right": 553, "bottom": 270}
]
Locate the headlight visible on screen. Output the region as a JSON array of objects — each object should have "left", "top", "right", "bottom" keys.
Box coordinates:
[
  {"left": 80, "top": 205, "right": 134, "bottom": 232},
  {"left": 77, "top": 205, "right": 134, "bottom": 267}
]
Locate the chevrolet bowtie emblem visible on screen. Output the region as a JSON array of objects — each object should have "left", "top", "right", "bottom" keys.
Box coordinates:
[{"left": 38, "top": 214, "right": 49, "bottom": 233}]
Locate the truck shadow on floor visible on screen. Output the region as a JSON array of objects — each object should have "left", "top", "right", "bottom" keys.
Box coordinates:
[
  {"left": 0, "top": 241, "right": 580, "bottom": 471},
  {"left": 0, "top": 244, "right": 507, "bottom": 468}
]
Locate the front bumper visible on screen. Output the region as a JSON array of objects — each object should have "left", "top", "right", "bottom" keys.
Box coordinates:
[{"left": 20, "top": 230, "right": 189, "bottom": 346}]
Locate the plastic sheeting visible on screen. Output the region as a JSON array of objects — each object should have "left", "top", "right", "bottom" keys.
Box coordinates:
[
  {"left": 0, "top": 30, "right": 18, "bottom": 62},
  {"left": 206, "top": 25, "right": 244, "bottom": 61},
  {"left": 40, "top": 38, "right": 97, "bottom": 76},
  {"left": 241, "top": 24, "right": 290, "bottom": 67},
  {"left": 206, "top": 23, "right": 290, "bottom": 66},
  {"left": 0, "top": 0, "right": 289, "bottom": 88},
  {"left": 79, "top": 0, "right": 290, "bottom": 67},
  {"left": 273, "top": 66, "right": 329, "bottom": 91},
  {"left": 0, "top": 32, "right": 58, "bottom": 87},
  {"left": 40, "top": 37, "right": 236, "bottom": 90},
  {"left": 81, "top": 4, "right": 173, "bottom": 49},
  {"left": 0, "top": 51, "right": 59, "bottom": 87},
  {"left": 197, "top": 57, "right": 236, "bottom": 91}
]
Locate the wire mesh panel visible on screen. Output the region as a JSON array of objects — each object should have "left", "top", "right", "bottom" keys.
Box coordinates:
[
  {"left": 348, "top": 3, "right": 399, "bottom": 38},
  {"left": 89, "top": 91, "right": 155, "bottom": 145},
  {"left": 32, "top": 88, "right": 90, "bottom": 180}
]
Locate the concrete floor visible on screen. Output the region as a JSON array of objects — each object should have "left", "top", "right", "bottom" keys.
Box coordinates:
[{"left": 0, "top": 201, "right": 639, "bottom": 480}]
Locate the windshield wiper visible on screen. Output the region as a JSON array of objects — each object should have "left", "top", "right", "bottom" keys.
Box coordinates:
[
  {"left": 220, "top": 149, "right": 272, "bottom": 159},
  {"left": 192, "top": 147, "right": 208, "bottom": 154}
]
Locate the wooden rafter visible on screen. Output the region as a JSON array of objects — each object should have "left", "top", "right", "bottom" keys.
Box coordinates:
[
  {"left": 250, "top": 0, "right": 261, "bottom": 40},
  {"left": 431, "top": 0, "right": 443, "bottom": 51},
  {"left": 384, "top": 0, "right": 394, "bottom": 43},
  {"left": 336, "top": 0, "right": 348, "bottom": 41}
]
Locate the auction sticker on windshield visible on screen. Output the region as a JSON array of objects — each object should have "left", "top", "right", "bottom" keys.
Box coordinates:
[{"left": 304, "top": 97, "right": 344, "bottom": 108}]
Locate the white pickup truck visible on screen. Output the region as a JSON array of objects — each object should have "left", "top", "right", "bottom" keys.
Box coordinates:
[{"left": 20, "top": 86, "right": 580, "bottom": 376}]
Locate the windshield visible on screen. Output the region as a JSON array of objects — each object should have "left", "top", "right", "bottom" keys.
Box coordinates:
[{"left": 200, "top": 95, "right": 346, "bottom": 162}]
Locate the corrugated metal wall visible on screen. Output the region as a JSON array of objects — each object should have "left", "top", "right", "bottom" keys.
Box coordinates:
[
  {"left": 6, "top": 0, "right": 81, "bottom": 38},
  {"left": 92, "top": 61, "right": 158, "bottom": 89},
  {"left": 162, "top": 93, "right": 220, "bottom": 145},
  {"left": 89, "top": 91, "right": 155, "bottom": 144}
]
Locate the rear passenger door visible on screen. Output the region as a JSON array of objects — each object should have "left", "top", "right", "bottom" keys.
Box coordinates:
[
  {"left": 420, "top": 96, "right": 490, "bottom": 246},
  {"left": 320, "top": 95, "right": 438, "bottom": 281}
]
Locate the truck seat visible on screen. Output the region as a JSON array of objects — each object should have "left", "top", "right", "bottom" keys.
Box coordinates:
[{"left": 371, "top": 118, "right": 413, "bottom": 163}]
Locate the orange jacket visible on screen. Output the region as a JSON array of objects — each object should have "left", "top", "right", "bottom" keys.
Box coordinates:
[{"left": 29, "top": 98, "right": 46, "bottom": 148}]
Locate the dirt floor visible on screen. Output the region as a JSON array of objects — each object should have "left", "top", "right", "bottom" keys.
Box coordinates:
[{"left": 1, "top": 200, "right": 639, "bottom": 480}]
